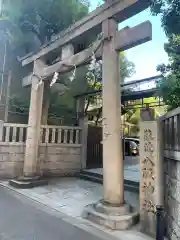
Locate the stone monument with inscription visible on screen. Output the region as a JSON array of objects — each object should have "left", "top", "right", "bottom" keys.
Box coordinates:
[{"left": 140, "top": 108, "right": 164, "bottom": 237}]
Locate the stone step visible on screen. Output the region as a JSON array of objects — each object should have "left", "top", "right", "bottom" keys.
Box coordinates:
[
  {"left": 9, "top": 178, "right": 48, "bottom": 189},
  {"left": 79, "top": 170, "right": 139, "bottom": 193}
]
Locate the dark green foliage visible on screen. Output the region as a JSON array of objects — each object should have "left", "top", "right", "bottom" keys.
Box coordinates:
[
  {"left": 2, "top": 0, "right": 135, "bottom": 123},
  {"left": 1, "top": 0, "right": 89, "bottom": 52},
  {"left": 151, "top": 0, "right": 180, "bottom": 110},
  {"left": 151, "top": 0, "right": 180, "bottom": 35}
]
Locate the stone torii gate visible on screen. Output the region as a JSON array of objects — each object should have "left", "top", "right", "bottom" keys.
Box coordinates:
[{"left": 12, "top": 0, "right": 152, "bottom": 230}]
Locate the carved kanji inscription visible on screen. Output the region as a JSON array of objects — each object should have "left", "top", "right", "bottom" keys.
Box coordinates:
[
  {"left": 142, "top": 157, "right": 155, "bottom": 179},
  {"left": 144, "top": 129, "right": 153, "bottom": 141}
]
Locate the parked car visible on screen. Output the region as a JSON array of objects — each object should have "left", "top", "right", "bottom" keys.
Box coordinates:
[
  {"left": 126, "top": 137, "right": 140, "bottom": 147},
  {"left": 123, "top": 138, "right": 139, "bottom": 156}
]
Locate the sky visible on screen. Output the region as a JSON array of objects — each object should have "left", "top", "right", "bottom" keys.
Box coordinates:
[{"left": 90, "top": 0, "right": 169, "bottom": 81}]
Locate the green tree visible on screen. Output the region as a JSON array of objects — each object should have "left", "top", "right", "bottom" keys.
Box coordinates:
[
  {"left": 85, "top": 52, "right": 135, "bottom": 93},
  {"left": 83, "top": 52, "right": 135, "bottom": 124},
  {"left": 151, "top": 0, "right": 180, "bottom": 110},
  {"left": 123, "top": 97, "right": 166, "bottom": 136},
  {"left": 1, "top": 0, "right": 89, "bottom": 53},
  {"left": 2, "top": 0, "right": 135, "bottom": 124},
  {"left": 43, "top": 52, "right": 135, "bottom": 124},
  {"left": 120, "top": 52, "right": 135, "bottom": 83},
  {"left": 1, "top": 0, "right": 89, "bottom": 124},
  {"left": 151, "top": 0, "right": 180, "bottom": 36}
]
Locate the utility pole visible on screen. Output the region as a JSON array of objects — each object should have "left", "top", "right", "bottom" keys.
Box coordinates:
[
  {"left": 4, "top": 70, "right": 11, "bottom": 122},
  {"left": 0, "top": 0, "right": 5, "bottom": 16},
  {"left": 0, "top": 0, "right": 10, "bottom": 121}
]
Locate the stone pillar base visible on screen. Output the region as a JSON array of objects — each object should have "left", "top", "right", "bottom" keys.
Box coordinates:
[
  {"left": 9, "top": 176, "right": 48, "bottom": 189},
  {"left": 83, "top": 200, "right": 139, "bottom": 230}
]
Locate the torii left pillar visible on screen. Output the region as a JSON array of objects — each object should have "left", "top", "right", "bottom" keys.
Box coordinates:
[{"left": 9, "top": 59, "right": 48, "bottom": 188}]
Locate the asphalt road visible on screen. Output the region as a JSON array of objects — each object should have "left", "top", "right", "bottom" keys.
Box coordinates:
[
  {"left": 124, "top": 156, "right": 139, "bottom": 166},
  {"left": 0, "top": 186, "right": 104, "bottom": 240}
]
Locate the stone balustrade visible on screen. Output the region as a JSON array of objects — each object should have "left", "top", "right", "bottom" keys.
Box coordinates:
[
  {"left": 40, "top": 125, "right": 81, "bottom": 145},
  {"left": 1, "top": 123, "right": 81, "bottom": 145},
  {"left": 2, "top": 123, "right": 27, "bottom": 143},
  {"left": 0, "top": 122, "right": 82, "bottom": 179}
]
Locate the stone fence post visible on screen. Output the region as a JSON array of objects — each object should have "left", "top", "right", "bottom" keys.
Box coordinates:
[
  {"left": 76, "top": 96, "right": 88, "bottom": 169},
  {"left": 0, "top": 120, "right": 4, "bottom": 142},
  {"left": 79, "top": 116, "right": 88, "bottom": 169}
]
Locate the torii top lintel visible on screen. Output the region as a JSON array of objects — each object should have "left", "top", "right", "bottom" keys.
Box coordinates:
[{"left": 21, "top": 0, "right": 150, "bottom": 67}]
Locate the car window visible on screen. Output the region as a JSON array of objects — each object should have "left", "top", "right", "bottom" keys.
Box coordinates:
[{"left": 129, "top": 141, "right": 137, "bottom": 148}]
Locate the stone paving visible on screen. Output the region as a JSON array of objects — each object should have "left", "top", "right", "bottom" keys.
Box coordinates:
[
  {"left": 86, "top": 164, "right": 140, "bottom": 183},
  {"left": 0, "top": 178, "right": 153, "bottom": 240},
  {"left": 0, "top": 178, "right": 139, "bottom": 218}
]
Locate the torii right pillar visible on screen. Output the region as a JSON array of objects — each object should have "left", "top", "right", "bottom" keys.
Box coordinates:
[
  {"left": 102, "top": 18, "right": 123, "bottom": 206},
  {"left": 83, "top": 18, "right": 138, "bottom": 230}
]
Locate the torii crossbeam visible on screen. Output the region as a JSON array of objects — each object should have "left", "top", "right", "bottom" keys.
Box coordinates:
[
  {"left": 21, "top": 0, "right": 150, "bottom": 66},
  {"left": 22, "top": 21, "right": 152, "bottom": 86}
]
